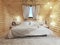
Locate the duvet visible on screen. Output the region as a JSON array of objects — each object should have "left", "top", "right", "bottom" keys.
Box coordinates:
[{"left": 7, "top": 24, "right": 53, "bottom": 38}]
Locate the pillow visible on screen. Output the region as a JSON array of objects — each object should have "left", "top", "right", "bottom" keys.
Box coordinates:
[
  {"left": 23, "top": 21, "right": 29, "bottom": 26},
  {"left": 22, "top": 21, "right": 40, "bottom": 27},
  {"left": 23, "top": 21, "right": 35, "bottom": 26}
]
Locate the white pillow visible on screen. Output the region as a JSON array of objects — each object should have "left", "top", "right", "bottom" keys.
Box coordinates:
[
  {"left": 23, "top": 21, "right": 35, "bottom": 26},
  {"left": 22, "top": 21, "right": 40, "bottom": 27},
  {"left": 23, "top": 21, "right": 29, "bottom": 26}
]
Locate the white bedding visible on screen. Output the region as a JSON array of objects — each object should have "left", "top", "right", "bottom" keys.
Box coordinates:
[
  {"left": 11, "top": 25, "right": 38, "bottom": 31},
  {"left": 8, "top": 26, "right": 53, "bottom": 38},
  {"left": 8, "top": 21, "right": 53, "bottom": 38}
]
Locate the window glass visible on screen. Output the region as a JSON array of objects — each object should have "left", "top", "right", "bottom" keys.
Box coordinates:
[{"left": 28, "top": 7, "right": 33, "bottom": 17}]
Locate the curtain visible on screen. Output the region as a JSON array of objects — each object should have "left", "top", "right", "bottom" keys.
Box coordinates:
[
  {"left": 22, "top": 5, "right": 39, "bottom": 19},
  {"left": 32, "top": 6, "right": 36, "bottom": 19},
  {"left": 23, "top": 6, "right": 30, "bottom": 19},
  {"left": 36, "top": 5, "right": 41, "bottom": 19}
]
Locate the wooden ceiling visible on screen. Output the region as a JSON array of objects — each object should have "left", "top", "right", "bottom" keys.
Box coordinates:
[
  {"left": 2, "top": 0, "right": 58, "bottom": 5},
  {"left": 1, "top": 0, "right": 59, "bottom": 17},
  {"left": 1, "top": 0, "right": 58, "bottom": 16}
]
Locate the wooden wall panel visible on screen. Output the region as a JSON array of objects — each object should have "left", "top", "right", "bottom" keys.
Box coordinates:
[
  {"left": 47, "top": 2, "right": 60, "bottom": 36},
  {"left": 0, "top": 0, "right": 5, "bottom": 37}
]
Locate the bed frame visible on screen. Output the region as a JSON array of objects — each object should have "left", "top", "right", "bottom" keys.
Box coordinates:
[{"left": 13, "top": 34, "right": 47, "bottom": 38}]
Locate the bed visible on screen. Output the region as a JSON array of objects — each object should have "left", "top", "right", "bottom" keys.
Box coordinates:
[{"left": 7, "top": 21, "right": 53, "bottom": 38}]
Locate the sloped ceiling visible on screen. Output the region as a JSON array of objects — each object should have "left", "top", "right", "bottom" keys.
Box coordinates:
[
  {"left": 2, "top": 0, "right": 58, "bottom": 15},
  {"left": 2, "top": 0, "right": 22, "bottom": 15}
]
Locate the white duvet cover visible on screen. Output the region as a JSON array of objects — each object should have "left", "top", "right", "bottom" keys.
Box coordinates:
[
  {"left": 8, "top": 25, "right": 53, "bottom": 38},
  {"left": 8, "top": 21, "right": 54, "bottom": 38}
]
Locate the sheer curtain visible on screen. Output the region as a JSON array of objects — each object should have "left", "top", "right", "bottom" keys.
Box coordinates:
[
  {"left": 22, "top": 6, "right": 30, "bottom": 19},
  {"left": 22, "top": 5, "right": 38, "bottom": 19},
  {"left": 32, "top": 6, "right": 36, "bottom": 19},
  {"left": 36, "top": 5, "right": 41, "bottom": 19}
]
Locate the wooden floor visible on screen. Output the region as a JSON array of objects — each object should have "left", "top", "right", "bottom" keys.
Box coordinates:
[{"left": 0, "top": 36, "right": 60, "bottom": 45}]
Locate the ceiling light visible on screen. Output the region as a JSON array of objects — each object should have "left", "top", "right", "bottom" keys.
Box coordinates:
[
  {"left": 15, "top": 16, "right": 21, "bottom": 22},
  {"left": 50, "top": 15, "right": 56, "bottom": 18},
  {"left": 50, "top": 21, "right": 56, "bottom": 26},
  {"left": 39, "top": 16, "right": 42, "bottom": 18},
  {"left": 38, "top": 16, "right": 43, "bottom": 22},
  {"left": 50, "top": 6, "right": 52, "bottom": 9},
  {"left": 44, "top": 2, "right": 53, "bottom": 9},
  {"left": 47, "top": 2, "right": 50, "bottom": 5}
]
